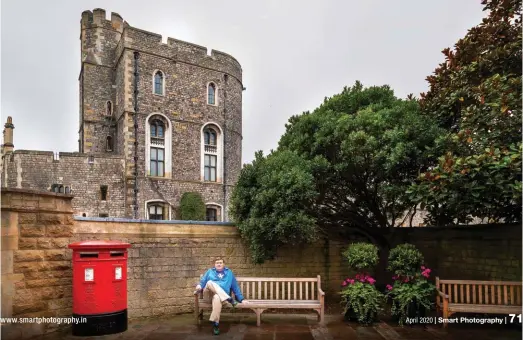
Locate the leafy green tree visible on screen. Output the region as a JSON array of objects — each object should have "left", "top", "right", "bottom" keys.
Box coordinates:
[
  {"left": 231, "top": 83, "right": 444, "bottom": 263},
  {"left": 409, "top": 0, "right": 522, "bottom": 224},
  {"left": 230, "top": 150, "right": 320, "bottom": 263},
  {"left": 179, "top": 192, "right": 206, "bottom": 220}
]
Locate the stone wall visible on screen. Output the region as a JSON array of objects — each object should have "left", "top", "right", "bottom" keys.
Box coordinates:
[
  {"left": 392, "top": 223, "right": 522, "bottom": 282},
  {"left": 2, "top": 188, "right": 521, "bottom": 339}
]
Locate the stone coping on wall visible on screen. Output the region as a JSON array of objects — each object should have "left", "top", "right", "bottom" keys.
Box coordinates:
[
  {"left": 74, "top": 216, "right": 235, "bottom": 226},
  {"left": 74, "top": 218, "right": 240, "bottom": 238}
]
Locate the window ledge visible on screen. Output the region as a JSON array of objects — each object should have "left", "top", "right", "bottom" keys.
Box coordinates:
[
  {"left": 147, "top": 176, "right": 171, "bottom": 180},
  {"left": 152, "top": 93, "right": 165, "bottom": 97}
]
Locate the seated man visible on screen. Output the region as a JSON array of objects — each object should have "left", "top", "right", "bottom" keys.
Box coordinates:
[{"left": 195, "top": 257, "right": 248, "bottom": 335}]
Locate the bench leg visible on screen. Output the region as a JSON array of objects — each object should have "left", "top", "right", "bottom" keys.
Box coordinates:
[{"left": 254, "top": 309, "right": 265, "bottom": 326}]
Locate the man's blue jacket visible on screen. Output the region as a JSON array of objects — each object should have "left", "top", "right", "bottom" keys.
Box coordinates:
[{"left": 199, "top": 267, "right": 244, "bottom": 302}]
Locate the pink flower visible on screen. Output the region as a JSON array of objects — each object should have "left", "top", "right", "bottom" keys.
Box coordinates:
[
  {"left": 421, "top": 266, "right": 426, "bottom": 270},
  {"left": 368, "top": 278, "right": 376, "bottom": 285},
  {"left": 342, "top": 281, "right": 347, "bottom": 286},
  {"left": 386, "top": 284, "right": 393, "bottom": 291},
  {"left": 403, "top": 278, "right": 410, "bottom": 283},
  {"left": 347, "top": 279, "right": 355, "bottom": 284},
  {"left": 392, "top": 275, "right": 398, "bottom": 280}
]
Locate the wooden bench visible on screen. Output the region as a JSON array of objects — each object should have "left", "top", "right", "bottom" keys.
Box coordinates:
[
  {"left": 194, "top": 275, "right": 325, "bottom": 326},
  {"left": 436, "top": 277, "right": 522, "bottom": 327}
]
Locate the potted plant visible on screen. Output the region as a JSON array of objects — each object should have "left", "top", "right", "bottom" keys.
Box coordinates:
[
  {"left": 385, "top": 243, "right": 436, "bottom": 325},
  {"left": 340, "top": 242, "right": 384, "bottom": 325}
]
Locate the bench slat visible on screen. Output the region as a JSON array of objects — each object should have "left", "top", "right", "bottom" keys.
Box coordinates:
[
  {"left": 472, "top": 284, "right": 476, "bottom": 304},
  {"left": 300, "top": 282, "right": 303, "bottom": 300},
  {"left": 497, "top": 285, "right": 501, "bottom": 305},
  {"left": 454, "top": 284, "right": 457, "bottom": 304},
  {"left": 466, "top": 285, "right": 470, "bottom": 304},
  {"left": 305, "top": 282, "right": 309, "bottom": 300},
  {"left": 439, "top": 279, "right": 521, "bottom": 285},
  {"left": 237, "top": 277, "right": 319, "bottom": 282},
  {"left": 258, "top": 281, "right": 261, "bottom": 300},
  {"left": 490, "top": 285, "right": 495, "bottom": 304},
  {"left": 448, "top": 303, "right": 522, "bottom": 314},
  {"left": 479, "top": 285, "right": 483, "bottom": 304},
  {"left": 294, "top": 282, "right": 297, "bottom": 300},
  {"left": 517, "top": 286, "right": 521, "bottom": 305},
  {"left": 460, "top": 284, "right": 464, "bottom": 304}
]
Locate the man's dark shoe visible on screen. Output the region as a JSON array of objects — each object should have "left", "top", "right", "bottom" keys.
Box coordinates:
[{"left": 213, "top": 322, "right": 220, "bottom": 335}]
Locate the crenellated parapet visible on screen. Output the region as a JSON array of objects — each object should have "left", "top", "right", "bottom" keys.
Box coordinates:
[{"left": 81, "top": 8, "right": 242, "bottom": 81}]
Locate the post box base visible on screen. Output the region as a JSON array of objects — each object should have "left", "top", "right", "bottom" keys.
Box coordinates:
[{"left": 72, "top": 309, "right": 127, "bottom": 336}]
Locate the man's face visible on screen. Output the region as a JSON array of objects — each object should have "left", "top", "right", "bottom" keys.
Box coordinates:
[{"left": 214, "top": 260, "right": 224, "bottom": 271}]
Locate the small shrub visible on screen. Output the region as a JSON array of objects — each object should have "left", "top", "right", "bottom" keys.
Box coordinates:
[
  {"left": 342, "top": 242, "right": 379, "bottom": 271},
  {"left": 179, "top": 192, "right": 206, "bottom": 220},
  {"left": 387, "top": 243, "right": 424, "bottom": 277},
  {"left": 340, "top": 242, "right": 383, "bottom": 325}
]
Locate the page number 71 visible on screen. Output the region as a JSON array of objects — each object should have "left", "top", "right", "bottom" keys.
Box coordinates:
[{"left": 509, "top": 314, "right": 522, "bottom": 323}]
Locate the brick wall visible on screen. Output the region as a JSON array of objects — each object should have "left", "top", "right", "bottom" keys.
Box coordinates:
[{"left": 390, "top": 224, "right": 522, "bottom": 282}]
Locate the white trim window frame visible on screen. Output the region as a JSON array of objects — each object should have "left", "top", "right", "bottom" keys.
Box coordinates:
[
  {"left": 152, "top": 70, "right": 165, "bottom": 96},
  {"left": 200, "top": 122, "right": 223, "bottom": 183},
  {"left": 145, "top": 199, "right": 171, "bottom": 220},
  {"left": 205, "top": 202, "right": 223, "bottom": 222},
  {"left": 145, "top": 113, "right": 172, "bottom": 178},
  {"left": 207, "top": 82, "right": 218, "bottom": 106}
]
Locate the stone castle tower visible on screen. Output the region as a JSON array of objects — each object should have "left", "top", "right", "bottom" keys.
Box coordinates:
[{"left": 1, "top": 9, "right": 244, "bottom": 221}]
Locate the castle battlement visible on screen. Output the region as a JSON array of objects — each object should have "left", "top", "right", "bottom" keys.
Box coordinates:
[{"left": 81, "top": 9, "right": 242, "bottom": 79}]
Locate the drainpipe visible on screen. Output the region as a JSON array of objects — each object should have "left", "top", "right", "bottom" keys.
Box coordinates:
[
  {"left": 222, "top": 74, "right": 228, "bottom": 221},
  {"left": 133, "top": 52, "right": 139, "bottom": 219}
]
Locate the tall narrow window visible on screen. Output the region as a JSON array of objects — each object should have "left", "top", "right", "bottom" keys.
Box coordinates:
[
  {"left": 208, "top": 83, "right": 216, "bottom": 105},
  {"left": 100, "top": 185, "right": 108, "bottom": 201},
  {"left": 106, "top": 101, "right": 112, "bottom": 116},
  {"left": 106, "top": 136, "right": 113, "bottom": 152},
  {"left": 154, "top": 71, "right": 164, "bottom": 95},
  {"left": 149, "top": 117, "right": 165, "bottom": 177},
  {"left": 201, "top": 124, "right": 221, "bottom": 182},
  {"left": 146, "top": 114, "right": 171, "bottom": 178}
]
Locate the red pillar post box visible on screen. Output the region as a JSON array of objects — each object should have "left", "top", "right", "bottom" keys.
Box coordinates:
[{"left": 68, "top": 240, "right": 131, "bottom": 336}]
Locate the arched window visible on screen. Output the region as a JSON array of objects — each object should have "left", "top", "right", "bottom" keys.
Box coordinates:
[
  {"left": 153, "top": 71, "right": 164, "bottom": 95},
  {"left": 106, "top": 136, "right": 113, "bottom": 152},
  {"left": 201, "top": 123, "right": 222, "bottom": 182},
  {"left": 106, "top": 101, "right": 112, "bottom": 116},
  {"left": 206, "top": 203, "right": 223, "bottom": 222},
  {"left": 207, "top": 83, "right": 217, "bottom": 105},
  {"left": 145, "top": 200, "right": 171, "bottom": 220},
  {"left": 146, "top": 113, "right": 172, "bottom": 178}
]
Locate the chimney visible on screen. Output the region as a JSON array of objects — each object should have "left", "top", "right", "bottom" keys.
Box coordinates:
[{"left": 2, "top": 116, "right": 14, "bottom": 153}]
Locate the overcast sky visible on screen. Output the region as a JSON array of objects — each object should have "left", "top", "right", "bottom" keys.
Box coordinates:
[{"left": 1, "top": 1, "right": 485, "bottom": 164}]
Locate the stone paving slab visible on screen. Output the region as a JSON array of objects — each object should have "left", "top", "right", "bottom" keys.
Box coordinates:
[{"left": 28, "top": 313, "right": 522, "bottom": 340}]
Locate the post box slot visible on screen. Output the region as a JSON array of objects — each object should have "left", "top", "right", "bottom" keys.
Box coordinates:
[
  {"left": 110, "top": 252, "right": 124, "bottom": 257},
  {"left": 79, "top": 253, "right": 98, "bottom": 258}
]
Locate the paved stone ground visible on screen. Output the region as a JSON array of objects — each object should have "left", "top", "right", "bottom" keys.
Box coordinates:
[{"left": 30, "top": 312, "right": 522, "bottom": 340}]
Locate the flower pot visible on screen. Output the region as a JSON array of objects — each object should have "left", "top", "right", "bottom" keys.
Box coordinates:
[
  {"left": 392, "top": 299, "right": 426, "bottom": 323},
  {"left": 344, "top": 306, "right": 378, "bottom": 324}
]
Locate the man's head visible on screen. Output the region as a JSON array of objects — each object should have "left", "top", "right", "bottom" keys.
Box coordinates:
[{"left": 213, "top": 257, "right": 225, "bottom": 271}]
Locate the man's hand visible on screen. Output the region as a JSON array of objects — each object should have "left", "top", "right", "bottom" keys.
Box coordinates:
[{"left": 241, "top": 300, "right": 249, "bottom": 304}]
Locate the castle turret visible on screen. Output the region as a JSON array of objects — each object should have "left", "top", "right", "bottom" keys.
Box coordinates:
[{"left": 2, "top": 116, "right": 14, "bottom": 154}]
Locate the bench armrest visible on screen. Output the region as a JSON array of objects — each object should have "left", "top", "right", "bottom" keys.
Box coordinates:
[
  {"left": 437, "top": 289, "right": 449, "bottom": 301},
  {"left": 318, "top": 288, "right": 325, "bottom": 296}
]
